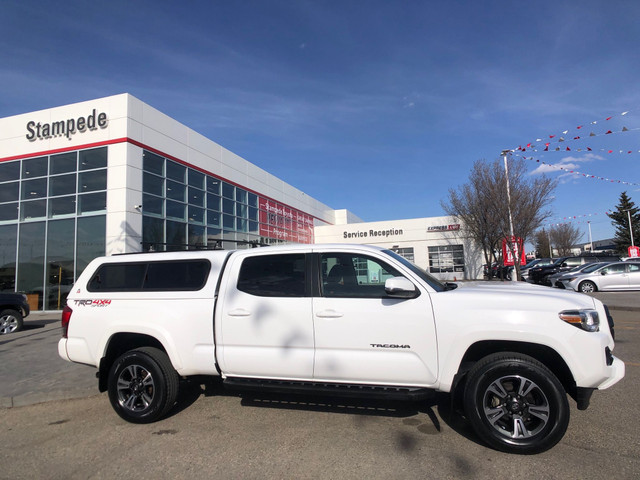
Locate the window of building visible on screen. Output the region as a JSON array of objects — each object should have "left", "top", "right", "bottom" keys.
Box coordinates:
[
  {"left": 79, "top": 147, "right": 107, "bottom": 170},
  {"left": 166, "top": 161, "right": 185, "bottom": 182},
  {"left": 22, "top": 157, "right": 48, "bottom": 178},
  {"left": 237, "top": 254, "right": 306, "bottom": 297},
  {"left": 50, "top": 152, "right": 77, "bottom": 174},
  {"left": 428, "top": 245, "right": 465, "bottom": 273},
  {"left": 392, "top": 247, "right": 415, "bottom": 263}
]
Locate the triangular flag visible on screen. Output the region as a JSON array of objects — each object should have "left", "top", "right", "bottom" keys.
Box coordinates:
[
  {"left": 622, "top": 126, "right": 629, "bottom": 131},
  {"left": 589, "top": 132, "right": 596, "bottom": 136},
  {"left": 559, "top": 137, "right": 565, "bottom": 142},
  {"left": 606, "top": 116, "right": 612, "bottom": 121},
  {"left": 605, "top": 130, "right": 612, "bottom": 134},
  {"left": 622, "top": 111, "right": 629, "bottom": 115},
  {"left": 574, "top": 136, "right": 580, "bottom": 139}
]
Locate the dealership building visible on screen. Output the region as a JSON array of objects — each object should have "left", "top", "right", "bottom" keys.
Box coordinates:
[{"left": 0, "top": 94, "right": 482, "bottom": 311}]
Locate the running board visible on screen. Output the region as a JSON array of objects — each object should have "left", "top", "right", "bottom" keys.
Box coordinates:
[{"left": 223, "top": 377, "right": 434, "bottom": 401}]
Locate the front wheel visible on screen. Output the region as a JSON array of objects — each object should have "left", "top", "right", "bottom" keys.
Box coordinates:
[
  {"left": 107, "top": 347, "right": 179, "bottom": 423},
  {"left": 0, "top": 309, "right": 23, "bottom": 335},
  {"left": 463, "top": 352, "right": 569, "bottom": 454},
  {"left": 578, "top": 280, "right": 597, "bottom": 293}
]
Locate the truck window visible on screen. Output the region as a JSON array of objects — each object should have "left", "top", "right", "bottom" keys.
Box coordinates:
[
  {"left": 237, "top": 254, "right": 306, "bottom": 297},
  {"left": 321, "top": 253, "right": 401, "bottom": 298},
  {"left": 88, "top": 260, "right": 210, "bottom": 292}
]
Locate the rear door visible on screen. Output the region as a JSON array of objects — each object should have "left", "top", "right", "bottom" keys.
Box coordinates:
[
  {"left": 216, "top": 251, "right": 314, "bottom": 380},
  {"left": 311, "top": 249, "right": 438, "bottom": 386},
  {"left": 625, "top": 263, "right": 640, "bottom": 290},
  {"left": 598, "top": 263, "right": 629, "bottom": 290}
]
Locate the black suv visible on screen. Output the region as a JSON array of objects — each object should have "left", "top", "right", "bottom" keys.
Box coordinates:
[
  {"left": 0, "top": 293, "right": 30, "bottom": 335},
  {"left": 529, "top": 255, "right": 621, "bottom": 285}
]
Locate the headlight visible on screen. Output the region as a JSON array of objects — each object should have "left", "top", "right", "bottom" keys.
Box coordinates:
[{"left": 559, "top": 309, "right": 600, "bottom": 332}]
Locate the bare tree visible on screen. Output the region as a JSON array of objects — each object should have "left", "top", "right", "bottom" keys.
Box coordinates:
[
  {"left": 550, "top": 224, "right": 583, "bottom": 256},
  {"left": 443, "top": 156, "right": 557, "bottom": 279},
  {"left": 442, "top": 160, "right": 503, "bottom": 270}
]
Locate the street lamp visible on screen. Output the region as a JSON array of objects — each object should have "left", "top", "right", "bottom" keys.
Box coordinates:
[{"left": 624, "top": 209, "right": 635, "bottom": 247}]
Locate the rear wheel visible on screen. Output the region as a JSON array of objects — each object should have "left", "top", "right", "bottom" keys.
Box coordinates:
[
  {"left": 107, "top": 347, "right": 179, "bottom": 423},
  {"left": 578, "top": 281, "right": 597, "bottom": 293},
  {"left": 463, "top": 352, "right": 569, "bottom": 454},
  {"left": 0, "top": 309, "right": 23, "bottom": 335}
]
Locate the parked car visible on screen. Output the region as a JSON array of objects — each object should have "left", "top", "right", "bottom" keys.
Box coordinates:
[
  {"left": 0, "top": 293, "right": 30, "bottom": 335},
  {"left": 521, "top": 258, "right": 553, "bottom": 281},
  {"left": 557, "top": 261, "right": 640, "bottom": 292},
  {"left": 529, "top": 255, "right": 621, "bottom": 285},
  {"left": 549, "top": 263, "right": 606, "bottom": 288}
]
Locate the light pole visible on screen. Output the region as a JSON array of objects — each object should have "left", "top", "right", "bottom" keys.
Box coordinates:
[
  {"left": 502, "top": 150, "right": 517, "bottom": 282},
  {"left": 624, "top": 209, "right": 635, "bottom": 247},
  {"left": 587, "top": 221, "right": 593, "bottom": 252}
]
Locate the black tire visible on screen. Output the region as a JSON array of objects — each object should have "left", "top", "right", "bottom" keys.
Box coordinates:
[
  {"left": 463, "top": 352, "right": 569, "bottom": 454},
  {"left": 0, "top": 309, "right": 24, "bottom": 335},
  {"left": 107, "top": 347, "right": 179, "bottom": 424},
  {"left": 578, "top": 280, "right": 597, "bottom": 293}
]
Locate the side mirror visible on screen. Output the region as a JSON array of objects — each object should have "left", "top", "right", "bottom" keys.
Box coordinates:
[{"left": 385, "top": 277, "right": 419, "bottom": 298}]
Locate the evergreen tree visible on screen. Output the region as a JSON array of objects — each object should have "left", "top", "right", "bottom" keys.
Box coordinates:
[{"left": 607, "top": 192, "right": 640, "bottom": 254}]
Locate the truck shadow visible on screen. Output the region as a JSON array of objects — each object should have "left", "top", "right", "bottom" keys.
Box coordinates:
[{"left": 169, "top": 378, "right": 483, "bottom": 450}]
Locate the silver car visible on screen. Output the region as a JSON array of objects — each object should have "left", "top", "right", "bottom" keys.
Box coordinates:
[
  {"left": 558, "top": 261, "right": 640, "bottom": 292},
  {"left": 549, "top": 262, "right": 602, "bottom": 288}
]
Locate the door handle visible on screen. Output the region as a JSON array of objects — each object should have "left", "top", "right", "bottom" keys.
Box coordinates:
[
  {"left": 228, "top": 308, "right": 251, "bottom": 317},
  {"left": 315, "top": 309, "right": 344, "bottom": 318}
]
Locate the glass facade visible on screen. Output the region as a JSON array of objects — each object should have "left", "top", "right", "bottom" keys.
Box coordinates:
[
  {"left": 0, "top": 147, "right": 107, "bottom": 309},
  {"left": 141, "top": 150, "right": 314, "bottom": 251}
]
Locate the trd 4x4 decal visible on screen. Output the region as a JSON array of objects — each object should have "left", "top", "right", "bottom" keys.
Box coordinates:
[{"left": 73, "top": 299, "right": 112, "bottom": 307}]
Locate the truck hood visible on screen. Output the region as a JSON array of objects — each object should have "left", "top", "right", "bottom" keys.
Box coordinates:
[{"left": 447, "top": 280, "right": 597, "bottom": 311}]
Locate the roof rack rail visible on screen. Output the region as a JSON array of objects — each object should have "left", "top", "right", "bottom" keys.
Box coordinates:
[{"left": 137, "top": 238, "right": 270, "bottom": 252}]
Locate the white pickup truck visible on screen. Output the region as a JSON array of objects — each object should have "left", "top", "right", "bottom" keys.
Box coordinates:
[{"left": 58, "top": 244, "right": 624, "bottom": 454}]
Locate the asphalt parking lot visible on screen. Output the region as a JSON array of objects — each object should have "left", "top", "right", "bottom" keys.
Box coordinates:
[{"left": 1, "top": 292, "right": 639, "bottom": 479}]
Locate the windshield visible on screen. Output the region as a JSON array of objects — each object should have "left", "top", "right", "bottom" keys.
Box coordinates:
[{"left": 383, "top": 249, "right": 447, "bottom": 292}]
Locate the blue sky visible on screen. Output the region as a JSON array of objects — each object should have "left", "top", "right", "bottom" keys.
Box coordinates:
[{"left": 2, "top": 0, "right": 640, "bottom": 246}]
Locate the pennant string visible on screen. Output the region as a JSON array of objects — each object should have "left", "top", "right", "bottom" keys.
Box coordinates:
[
  {"left": 512, "top": 108, "right": 640, "bottom": 152},
  {"left": 512, "top": 153, "right": 640, "bottom": 186}
]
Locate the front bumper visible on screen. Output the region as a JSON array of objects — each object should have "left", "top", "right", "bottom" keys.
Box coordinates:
[{"left": 598, "top": 356, "right": 625, "bottom": 390}]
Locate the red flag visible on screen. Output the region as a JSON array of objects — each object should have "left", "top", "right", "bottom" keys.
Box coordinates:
[
  {"left": 574, "top": 136, "right": 580, "bottom": 139},
  {"left": 606, "top": 116, "right": 612, "bottom": 120},
  {"left": 566, "top": 147, "right": 571, "bottom": 151},
  {"left": 577, "top": 125, "right": 583, "bottom": 129},
  {"left": 587, "top": 147, "right": 592, "bottom": 151},
  {"left": 549, "top": 135, "right": 555, "bottom": 138},
  {"left": 605, "top": 130, "right": 612, "bottom": 134}
]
